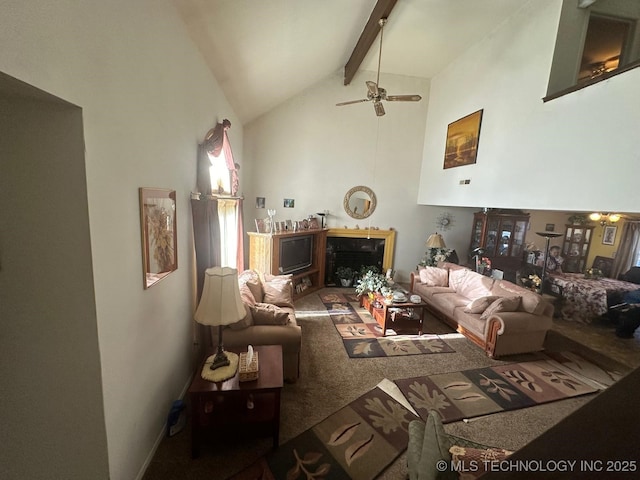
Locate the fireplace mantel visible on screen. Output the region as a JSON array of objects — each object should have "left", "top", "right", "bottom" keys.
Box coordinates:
[{"left": 327, "top": 228, "right": 396, "bottom": 272}]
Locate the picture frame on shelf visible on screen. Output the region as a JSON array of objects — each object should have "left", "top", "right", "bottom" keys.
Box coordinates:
[
  {"left": 308, "top": 218, "right": 320, "bottom": 229},
  {"left": 285, "top": 219, "right": 293, "bottom": 231},
  {"left": 255, "top": 218, "right": 266, "bottom": 233},
  {"left": 443, "top": 109, "right": 483, "bottom": 169},
  {"left": 602, "top": 225, "right": 617, "bottom": 245}
]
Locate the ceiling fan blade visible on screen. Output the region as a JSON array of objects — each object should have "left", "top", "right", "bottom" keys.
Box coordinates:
[
  {"left": 336, "top": 99, "right": 369, "bottom": 106},
  {"left": 366, "top": 81, "right": 379, "bottom": 96},
  {"left": 374, "top": 101, "right": 385, "bottom": 117},
  {"left": 385, "top": 94, "right": 422, "bottom": 102}
]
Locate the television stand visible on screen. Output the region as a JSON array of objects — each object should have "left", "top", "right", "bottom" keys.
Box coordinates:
[{"left": 248, "top": 229, "right": 328, "bottom": 299}]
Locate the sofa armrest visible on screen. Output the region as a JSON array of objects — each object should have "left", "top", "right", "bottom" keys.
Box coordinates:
[
  {"left": 484, "top": 311, "right": 553, "bottom": 336},
  {"left": 410, "top": 271, "right": 419, "bottom": 291}
]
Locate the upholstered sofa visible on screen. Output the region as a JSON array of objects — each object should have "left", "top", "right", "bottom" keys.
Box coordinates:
[
  {"left": 210, "top": 270, "right": 301, "bottom": 382},
  {"left": 410, "top": 262, "right": 553, "bottom": 358}
]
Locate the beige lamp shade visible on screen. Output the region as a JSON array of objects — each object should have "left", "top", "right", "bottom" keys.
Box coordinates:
[
  {"left": 194, "top": 267, "right": 245, "bottom": 327},
  {"left": 426, "top": 233, "right": 446, "bottom": 248}
]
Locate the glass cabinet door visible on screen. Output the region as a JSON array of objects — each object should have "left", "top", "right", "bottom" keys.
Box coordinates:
[
  {"left": 511, "top": 220, "right": 527, "bottom": 257},
  {"left": 471, "top": 218, "right": 483, "bottom": 251},
  {"left": 486, "top": 218, "right": 499, "bottom": 255},
  {"left": 498, "top": 219, "right": 514, "bottom": 256}
]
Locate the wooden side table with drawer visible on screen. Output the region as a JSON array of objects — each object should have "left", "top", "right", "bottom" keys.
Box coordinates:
[{"left": 188, "top": 344, "right": 283, "bottom": 458}]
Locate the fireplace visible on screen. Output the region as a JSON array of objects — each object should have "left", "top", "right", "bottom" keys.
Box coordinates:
[{"left": 324, "top": 228, "right": 396, "bottom": 285}]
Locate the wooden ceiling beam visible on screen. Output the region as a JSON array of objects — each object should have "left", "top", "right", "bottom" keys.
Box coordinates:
[{"left": 343, "top": 0, "right": 398, "bottom": 85}]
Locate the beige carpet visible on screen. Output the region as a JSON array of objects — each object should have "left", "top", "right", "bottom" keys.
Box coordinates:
[{"left": 142, "top": 288, "right": 632, "bottom": 480}]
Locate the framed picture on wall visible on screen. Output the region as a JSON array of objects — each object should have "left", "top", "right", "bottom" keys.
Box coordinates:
[
  {"left": 443, "top": 109, "right": 483, "bottom": 169},
  {"left": 139, "top": 187, "right": 177, "bottom": 289},
  {"left": 602, "top": 225, "right": 617, "bottom": 245}
]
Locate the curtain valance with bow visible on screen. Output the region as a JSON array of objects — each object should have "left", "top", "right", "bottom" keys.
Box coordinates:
[{"left": 197, "top": 118, "right": 239, "bottom": 196}]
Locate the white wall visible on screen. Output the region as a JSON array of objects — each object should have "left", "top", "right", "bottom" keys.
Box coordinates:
[
  {"left": 244, "top": 70, "right": 471, "bottom": 281},
  {"left": 418, "top": 0, "right": 640, "bottom": 214},
  {"left": 0, "top": 89, "right": 109, "bottom": 480},
  {"left": 0, "top": 1, "right": 240, "bottom": 479}
]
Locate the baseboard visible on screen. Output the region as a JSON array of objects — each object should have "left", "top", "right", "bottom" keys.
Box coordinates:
[{"left": 134, "top": 372, "right": 194, "bottom": 480}]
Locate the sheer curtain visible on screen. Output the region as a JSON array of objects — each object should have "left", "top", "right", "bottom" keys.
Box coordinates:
[
  {"left": 217, "top": 198, "right": 238, "bottom": 268},
  {"left": 611, "top": 221, "right": 640, "bottom": 279}
]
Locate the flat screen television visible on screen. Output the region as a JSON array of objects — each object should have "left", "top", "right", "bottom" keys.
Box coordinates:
[{"left": 279, "top": 235, "right": 313, "bottom": 274}]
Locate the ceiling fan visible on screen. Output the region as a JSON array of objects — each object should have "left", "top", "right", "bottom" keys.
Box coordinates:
[{"left": 336, "top": 18, "right": 422, "bottom": 117}]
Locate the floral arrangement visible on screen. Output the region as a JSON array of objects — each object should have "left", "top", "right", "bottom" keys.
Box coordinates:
[
  {"left": 521, "top": 274, "right": 541, "bottom": 292},
  {"left": 585, "top": 268, "right": 603, "bottom": 279},
  {"left": 419, "top": 247, "right": 454, "bottom": 267},
  {"left": 476, "top": 256, "right": 492, "bottom": 275},
  {"left": 354, "top": 269, "right": 389, "bottom": 297}
]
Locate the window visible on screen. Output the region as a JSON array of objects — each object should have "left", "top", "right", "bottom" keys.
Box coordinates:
[
  {"left": 207, "top": 149, "right": 239, "bottom": 268},
  {"left": 208, "top": 150, "right": 231, "bottom": 195}
]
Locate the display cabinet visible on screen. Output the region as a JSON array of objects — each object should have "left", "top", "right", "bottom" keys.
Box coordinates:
[
  {"left": 561, "top": 224, "right": 594, "bottom": 273},
  {"left": 469, "top": 209, "right": 530, "bottom": 279}
]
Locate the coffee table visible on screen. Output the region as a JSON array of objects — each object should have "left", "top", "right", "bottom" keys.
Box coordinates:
[
  {"left": 189, "top": 344, "right": 283, "bottom": 457},
  {"left": 361, "top": 293, "right": 428, "bottom": 336}
]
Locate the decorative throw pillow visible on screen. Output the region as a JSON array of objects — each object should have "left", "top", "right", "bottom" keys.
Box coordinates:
[
  {"left": 449, "top": 445, "right": 513, "bottom": 480},
  {"left": 263, "top": 280, "right": 294, "bottom": 308},
  {"left": 251, "top": 302, "right": 290, "bottom": 325},
  {"left": 239, "top": 283, "right": 256, "bottom": 306},
  {"left": 465, "top": 295, "right": 501, "bottom": 314},
  {"left": 448, "top": 268, "right": 470, "bottom": 291},
  {"left": 480, "top": 296, "right": 522, "bottom": 320},
  {"left": 245, "top": 278, "right": 264, "bottom": 303},
  {"left": 229, "top": 303, "right": 254, "bottom": 330},
  {"left": 263, "top": 273, "right": 293, "bottom": 283},
  {"left": 238, "top": 269, "right": 261, "bottom": 286},
  {"left": 419, "top": 266, "right": 449, "bottom": 287}
]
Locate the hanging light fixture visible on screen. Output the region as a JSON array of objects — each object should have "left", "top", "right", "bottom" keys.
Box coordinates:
[{"left": 589, "top": 212, "right": 621, "bottom": 226}]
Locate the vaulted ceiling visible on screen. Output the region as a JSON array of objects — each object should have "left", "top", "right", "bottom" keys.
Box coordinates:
[{"left": 173, "top": 0, "right": 525, "bottom": 124}]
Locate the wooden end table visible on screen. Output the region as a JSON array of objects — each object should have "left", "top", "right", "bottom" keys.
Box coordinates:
[
  {"left": 361, "top": 293, "right": 428, "bottom": 336},
  {"left": 188, "top": 344, "right": 283, "bottom": 458}
]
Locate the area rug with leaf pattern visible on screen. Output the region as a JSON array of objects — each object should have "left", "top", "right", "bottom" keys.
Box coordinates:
[
  {"left": 318, "top": 292, "right": 455, "bottom": 358},
  {"left": 228, "top": 384, "right": 418, "bottom": 480},
  {"left": 394, "top": 351, "right": 624, "bottom": 424}
]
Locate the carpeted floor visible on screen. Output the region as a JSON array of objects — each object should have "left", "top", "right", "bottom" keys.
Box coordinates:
[{"left": 142, "top": 288, "right": 636, "bottom": 480}]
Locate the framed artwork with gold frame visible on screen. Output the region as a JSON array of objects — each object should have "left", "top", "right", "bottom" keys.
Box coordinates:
[
  {"left": 139, "top": 187, "right": 177, "bottom": 289},
  {"left": 443, "top": 109, "right": 483, "bottom": 169}
]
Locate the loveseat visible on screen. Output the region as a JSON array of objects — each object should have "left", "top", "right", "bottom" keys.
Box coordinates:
[
  {"left": 410, "top": 262, "right": 553, "bottom": 358},
  {"left": 210, "top": 270, "right": 301, "bottom": 382}
]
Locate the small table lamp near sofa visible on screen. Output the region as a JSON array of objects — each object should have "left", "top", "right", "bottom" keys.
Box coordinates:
[{"left": 195, "top": 267, "right": 245, "bottom": 381}]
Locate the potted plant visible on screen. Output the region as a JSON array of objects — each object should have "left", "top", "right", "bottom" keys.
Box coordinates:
[
  {"left": 336, "top": 266, "right": 355, "bottom": 287},
  {"left": 355, "top": 268, "right": 389, "bottom": 299}
]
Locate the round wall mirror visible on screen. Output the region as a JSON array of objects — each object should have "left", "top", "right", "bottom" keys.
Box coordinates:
[{"left": 344, "top": 186, "right": 377, "bottom": 219}]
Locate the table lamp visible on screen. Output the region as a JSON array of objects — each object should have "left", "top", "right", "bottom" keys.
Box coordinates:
[
  {"left": 194, "top": 267, "right": 245, "bottom": 370},
  {"left": 535, "top": 232, "right": 563, "bottom": 292},
  {"left": 426, "top": 232, "right": 446, "bottom": 248}
]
